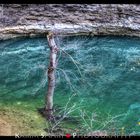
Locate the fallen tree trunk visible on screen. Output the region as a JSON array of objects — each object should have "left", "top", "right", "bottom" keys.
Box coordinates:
[{"left": 45, "top": 32, "right": 59, "bottom": 120}]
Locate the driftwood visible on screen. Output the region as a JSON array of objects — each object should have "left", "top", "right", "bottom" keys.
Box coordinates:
[{"left": 45, "top": 32, "right": 59, "bottom": 120}]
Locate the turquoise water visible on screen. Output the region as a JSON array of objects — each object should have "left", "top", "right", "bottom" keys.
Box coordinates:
[{"left": 0, "top": 36, "right": 140, "bottom": 135}]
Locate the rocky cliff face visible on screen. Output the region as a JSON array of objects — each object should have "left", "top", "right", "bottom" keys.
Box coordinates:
[{"left": 0, "top": 4, "right": 140, "bottom": 40}]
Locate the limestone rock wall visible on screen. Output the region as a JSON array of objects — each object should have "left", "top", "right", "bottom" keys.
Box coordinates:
[{"left": 0, "top": 4, "right": 140, "bottom": 40}]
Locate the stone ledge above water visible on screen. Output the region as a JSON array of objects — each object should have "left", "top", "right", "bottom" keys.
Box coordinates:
[
  {"left": 0, "top": 22, "right": 140, "bottom": 40},
  {"left": 0, "top": 4, "right": 140, "bottom": 40}
]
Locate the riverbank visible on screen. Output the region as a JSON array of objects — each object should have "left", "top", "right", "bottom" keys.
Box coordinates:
[{"left": 0, "top": 99, "right": 47, "bottom": 136}]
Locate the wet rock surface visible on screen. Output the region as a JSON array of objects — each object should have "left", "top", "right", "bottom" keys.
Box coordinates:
[{"left": 0, "top": 4, "right": 140, "bottom": 40}]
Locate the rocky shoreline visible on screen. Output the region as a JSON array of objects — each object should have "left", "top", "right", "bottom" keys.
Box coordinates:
[{"left": 0, "top": 4, "right": 140, "bottom": 40}]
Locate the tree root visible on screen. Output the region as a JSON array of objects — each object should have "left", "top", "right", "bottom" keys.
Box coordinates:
[{"left": 38, "top": 108, "right": 62, "bottom": 122}]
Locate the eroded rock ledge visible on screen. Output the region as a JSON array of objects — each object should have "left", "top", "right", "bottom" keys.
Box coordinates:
[{"left": 0, "top": 4, "right": 140, "bottom": 40}]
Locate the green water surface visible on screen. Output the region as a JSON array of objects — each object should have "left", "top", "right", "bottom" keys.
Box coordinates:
[{"left": 0, "top": 36, "right": 140, "bottom": 136}]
